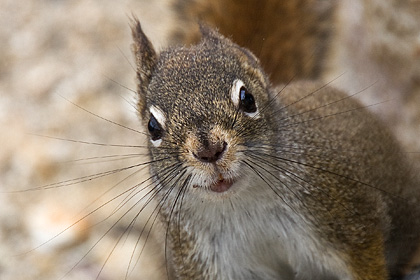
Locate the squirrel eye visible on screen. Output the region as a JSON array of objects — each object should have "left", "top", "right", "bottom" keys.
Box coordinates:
[
  {"left": 148, "top": 114, "right": 163, "bottom": 141},
  {"left": 239, "top": 86, "right": 257, "bottom": 113}
]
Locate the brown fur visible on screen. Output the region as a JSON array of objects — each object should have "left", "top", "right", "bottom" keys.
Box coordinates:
[
  {"left": 277, "top": 81, "right": 420, "bottom": 279},
  {"left": 131, "top": 5, "right": 420, "bottom": 278},
  {"left": 172, "top": 0, "right": 335, "bottom": 84}
]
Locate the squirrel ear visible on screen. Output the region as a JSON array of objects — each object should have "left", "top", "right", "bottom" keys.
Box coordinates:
[
  {"left": 199, "top": 24, "right": 261, "bottom": 69},
  {"left": 131, "top": 17, "right": 157, "bottom": 109},
  {"left": 199, "top": 24, "right": 233, "bottom": 47}
]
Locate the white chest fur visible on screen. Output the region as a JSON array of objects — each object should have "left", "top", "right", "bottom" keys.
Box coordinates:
[{"left": 180, "top": 176, "right": 353, "bottom": 280}]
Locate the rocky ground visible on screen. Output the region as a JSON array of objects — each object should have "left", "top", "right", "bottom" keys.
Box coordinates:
[{"left": 0, "top": 0, "right": 419, "bottom": 280}]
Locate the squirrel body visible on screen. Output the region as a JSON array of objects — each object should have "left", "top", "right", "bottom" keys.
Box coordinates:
[
  {"left": 130, "top": 1, "right": 420, "bottom": 279},
  {"left": 172, "top": 0, "right": 334, "bottom": 84}
]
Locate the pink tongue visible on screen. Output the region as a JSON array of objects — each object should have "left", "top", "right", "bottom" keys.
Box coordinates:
[{"left": 210, "top": 179, "right": 233, "bottom": 193}]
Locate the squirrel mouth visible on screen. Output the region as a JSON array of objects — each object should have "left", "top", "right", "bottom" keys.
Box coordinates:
[
  {"left": 193, "top": 174, "right": 234, "bottom": 193},
  {"left": 209, "top": 178, "right": 234, "bottom": 193},
  {"left": 209, "top": 173, "right": 234, "bottom": 193}
]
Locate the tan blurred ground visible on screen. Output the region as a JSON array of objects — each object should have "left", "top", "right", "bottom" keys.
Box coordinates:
[
  {"left": 0, "top": 1, "right": 419, "bottom": 280},
  {"left": 0, "top": 1, "right": 173, "bottom": 279}
]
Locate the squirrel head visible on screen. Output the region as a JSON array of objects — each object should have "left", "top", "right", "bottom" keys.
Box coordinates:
[{"left": 131, "top": 19, "right": 277, "bottom": 195}]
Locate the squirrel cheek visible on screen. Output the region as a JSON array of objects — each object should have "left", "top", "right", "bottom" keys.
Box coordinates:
[{"left": 183, "top": 135, "right": 206, "bottom": 169}]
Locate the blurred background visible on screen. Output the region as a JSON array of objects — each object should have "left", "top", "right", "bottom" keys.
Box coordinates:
[
  {"left": 0, "top": 0, "right": 419, "bottom": 279},
  {"left": 0, "top": 1, "right": 173, "bottom": 279}
]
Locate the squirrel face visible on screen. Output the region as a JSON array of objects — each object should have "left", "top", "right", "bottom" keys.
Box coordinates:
[{"left": 132, "top": 20, "right": 277, "bottom": 196}]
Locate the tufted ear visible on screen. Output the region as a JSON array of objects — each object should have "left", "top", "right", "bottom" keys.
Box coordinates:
[
  {"left": 131, "top": 17, "right": 157, "bottom": 114},
  {"left": 198, "top": 24, "right": 234, "bottom": 47},
  {"left": 199, "top": 24, "right": 261, "bottom": 71}
]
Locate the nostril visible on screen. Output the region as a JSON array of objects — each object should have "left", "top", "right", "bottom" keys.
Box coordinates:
[
  {"left": 194, "top": 141, "right": 227, "bottom": 163},
  {"left": 214, "top": 143, "right": 225, "bottom": 159}
]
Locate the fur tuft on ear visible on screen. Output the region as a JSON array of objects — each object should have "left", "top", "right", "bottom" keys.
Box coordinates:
[
  {"left": 199, "top": 24, "right": 261, "bottom": 70},
  {"left": 130, "top": 17, "right": 157, "bottom": 114},
  {"left": 198, "top": 24, "right": 232, "bottom": 47}
]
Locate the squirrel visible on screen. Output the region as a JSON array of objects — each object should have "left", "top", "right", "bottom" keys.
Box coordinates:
[{"left": 129, "top": 0, "right": 420, "bottom": 279}]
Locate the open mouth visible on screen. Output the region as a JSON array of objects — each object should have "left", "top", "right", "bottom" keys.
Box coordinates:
[
  {"left": 193, "top": 174, "right": 235, "bottom": 193},
  {"left": 209, "top": 173, "right": 235, "bottom": 193},
  {"left": 209, "top": 177, "right": 234, "bottom": 193}
]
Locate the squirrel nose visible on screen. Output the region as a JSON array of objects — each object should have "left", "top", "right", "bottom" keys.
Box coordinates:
[{"left": 194, "top": 141, "right": 227, "bottom": 163}]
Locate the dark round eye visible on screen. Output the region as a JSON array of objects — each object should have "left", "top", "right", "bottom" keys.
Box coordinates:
[
  {"left": 148, "top": 114, "right": 163, "bottom": 141},
  {"left": 239, "top": 86, "right": 257, "bottom": 113}
]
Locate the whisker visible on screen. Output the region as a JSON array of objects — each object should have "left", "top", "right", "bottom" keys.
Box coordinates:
[
  {"left": 121, "top": 163, "right": 186, "bottom": 278},
  {"left": 242, "top": 160, "right": 297, "bottom": 214},
  {"left": 20, "top": 170, "right": 153, "bottom": 259},
  {"left": 58, "top": 94, "right": 147, "bottom": 136},
  {"left": 111, "top": 162, "right": 182, "bottom": 219},
  {"left": 61, "top": 164, "right": 180, "bottom": 279},
  {"left": 276, "top": 81, "right": 379, "bottom": 123},
  {"left": 247, "top": 152, "right": 358, "bottom": 217},
  {"left": 28, "top": 133, "right": 147, "bottom": 148},
  {"left": 62, "top": 153, "right": 148, "bottom": 164},
  {"left": 75, "top": 164, "right": 149, "bottom": 224},
  {"left": 278, "top": 99, "right": 392, "bottom": 130},
  {"left": 249, "top": 73, "right": 345, "bottom": 124},
  {"left": 170, "top": 174, "right": 192, "bottom": 267},
  {"left": 104, "top": 74, "right": 137, "bottom": 95},
  {"left": 259, "top": 151, "right": 404, "bottom": 200},
  {"left": 270, "top": 73, "right": 344, "bottom": 115},
  {"left": 11, "top": 157, "right": 169, "bottom": 193},
  {"left": 117, "top": 44, "right": 136, "bottom": 73}
]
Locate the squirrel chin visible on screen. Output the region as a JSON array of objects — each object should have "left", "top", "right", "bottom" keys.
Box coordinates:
[{"left": 193, "top": 174, "right": 235, "bottom": 193}]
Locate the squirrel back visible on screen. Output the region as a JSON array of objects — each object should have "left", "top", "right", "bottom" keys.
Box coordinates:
[{"left": 171, "top": 0, "right": 335, "bottom": 84}]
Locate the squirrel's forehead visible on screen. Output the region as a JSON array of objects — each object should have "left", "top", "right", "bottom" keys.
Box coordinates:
[
  {"left": 148, "top": 49, "right": 246, "bottom": 113},
  {"left": 152, "top": 55, "right": 237, "bottom": 93},
  {"left": 159, "top": 48, "right": 238, "bottom": 73},
  {"left": 147, "top": 79, "right": 236, "bottom": 122}
]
